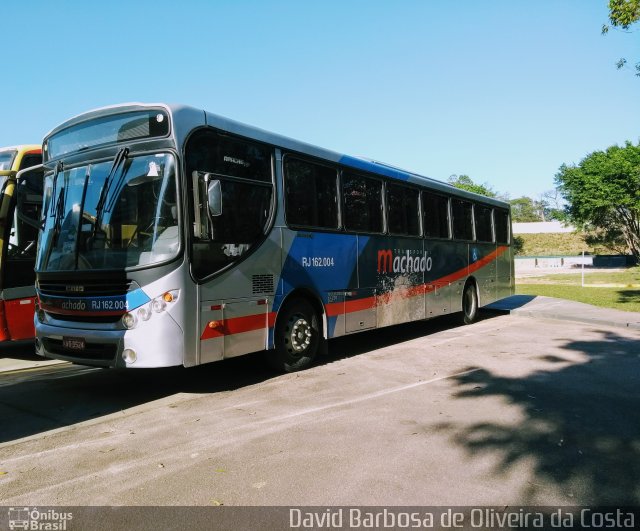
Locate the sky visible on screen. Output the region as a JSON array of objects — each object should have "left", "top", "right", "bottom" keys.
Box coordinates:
[{"left": 2, "top": 0, "right": 638, "bottom": 199}]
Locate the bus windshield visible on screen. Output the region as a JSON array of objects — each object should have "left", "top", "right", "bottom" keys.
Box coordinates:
[
  {"left": 46, "top": 110, "right": 170, "bottom": 159},
  {"left": 36, "top": 152, "right": 179, "bottom": 271}
]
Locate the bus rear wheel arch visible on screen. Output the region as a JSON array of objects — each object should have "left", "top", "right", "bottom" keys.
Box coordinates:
[
  {"left": 462, "top": 279, "right": 479, "bottom": 325},
  {"left": 268, "top": 298, "right": 322, "bottom": 372}
]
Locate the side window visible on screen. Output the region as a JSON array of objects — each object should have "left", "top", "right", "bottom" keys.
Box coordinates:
[
  {"left": 18, "top": 153, "right": 42, "bottom": 171},
  {"left": 451, "top": 198, "right": 474, "bottom": 241},
  {"left": 211, "top": 135, "right": 271, "bottom": 182},
  {"left": 342, "top": 172, "right": 383, "bottom": 233},
  {"left": 474, "top": 205, "right": 494, "bottom": 243},
  {"left": 495, "top": 209, "right": 510, "bottom": 244},
  {"left": 284, "top": 157, "right": 338, "bottom": 229},
  {"left": 0, "top": 150, "right": 16, "bottom": 171},
  {"left": 422, "top": 192, "right": 450, "bottom": 239},
  {"left": 185, "top": 129, "right": 274, "bottom": 280},
  {"left": 387, "top": 183, "right": 421, "bottom": 236}
]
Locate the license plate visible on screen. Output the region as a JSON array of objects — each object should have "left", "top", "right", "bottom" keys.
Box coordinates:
[{"left": 62, "top": 336, "right": 85, "bottom": 351}]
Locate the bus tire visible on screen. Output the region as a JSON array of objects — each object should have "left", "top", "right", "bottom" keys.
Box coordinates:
[
  {"left": 462, "top": 281, "right": 478, "bottom": 325},
  {"left": 269, "top": 299, "right": 320, "bottom": 372}
]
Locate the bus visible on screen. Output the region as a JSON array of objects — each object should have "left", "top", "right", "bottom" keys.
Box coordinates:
[
  {"left": 0, "top": 145, "right": 43, "bottom": 342},
  {"left": 34, "top": 103, "right": 513, "bottom": 371}
]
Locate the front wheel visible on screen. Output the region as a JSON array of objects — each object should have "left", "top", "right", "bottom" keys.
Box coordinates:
[
  {"left": 462, "top": 282, "right": 479, "bottom": 325},
  {"left": 268, "top": 299, "right": 321, "bottom": 372}
]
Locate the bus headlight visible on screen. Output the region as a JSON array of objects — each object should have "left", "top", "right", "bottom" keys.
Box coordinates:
[
  {"left": 152, "top": 297, "right": 167, "bottom": 313},
  {"left": 122, "top": 348, "right": 137, "bottom": 364},
  {"left": 137, "top": 306, "right": 151, "bottom": 321},
  {"left": 122, "top": 312, "right": 138, "bottom": 330},
  {"left": 123, "top": 290, "right": 179, "bottom": 329}
]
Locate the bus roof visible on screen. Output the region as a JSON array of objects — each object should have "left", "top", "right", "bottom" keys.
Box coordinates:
[
  {"left": 0, "top": 144, "right": 41, "bottom": 154},
  {"left": 45, "top": 102, "right": 510, "bottom": 209}
]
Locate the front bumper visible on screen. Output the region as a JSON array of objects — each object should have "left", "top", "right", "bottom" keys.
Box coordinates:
[{"left": 35, "top": 310, "right": 185, "bottom": 368}]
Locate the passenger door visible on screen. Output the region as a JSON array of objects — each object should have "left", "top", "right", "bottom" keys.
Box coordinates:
[{"left": 2, "top": 166, "right": 44, "bottom": 339}]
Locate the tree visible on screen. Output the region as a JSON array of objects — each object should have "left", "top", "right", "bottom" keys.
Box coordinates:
[
  {"left": 509, "top": 196, "right": 545, "bottom": 222},
  {"left": 447, "top": 174, "right": 498, "bottom": 198},
  {"left": 602, "top": 0, "right": 640, "bottom": 76},
  {"left": 540, "top": 189, "right": 564, "bottom": 221},
  {"left": 555, "top": 141, "right": 640, "bottom": 261}
]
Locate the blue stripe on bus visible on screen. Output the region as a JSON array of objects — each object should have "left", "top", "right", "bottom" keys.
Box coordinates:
[
  {"left": 339, "top": 155, "right": 410, "bottom": 181},
  {"left": 281, "top": 233, "right": 362, "bottom": 294},
  {"left": 279, "top": 232, "right": 372, "bottom": 337},
  {"left": 126, "top": 289, "right": 153, "bottom": 309}
]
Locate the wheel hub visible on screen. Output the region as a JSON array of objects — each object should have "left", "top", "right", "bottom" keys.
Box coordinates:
[{"left": 290, "top": 317, "right": 312, "bottom": 352}]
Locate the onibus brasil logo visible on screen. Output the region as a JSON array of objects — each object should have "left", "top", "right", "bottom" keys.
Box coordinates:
[{"left": 7, "top": 508, "right": 72, "bottom": 530}]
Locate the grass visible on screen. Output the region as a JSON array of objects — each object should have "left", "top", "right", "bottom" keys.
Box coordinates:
[
  {"left": 515, "top": 284, "right": 640, "bottom": 312},
  {"left": 514, "top": 232, "right": 609, "bottom": 256},
  {"left": 520, "top": 268, "right": 640, "bottom": 286},
  {"left": 516, "top": 267, "right": 640, "bottom": 312}
]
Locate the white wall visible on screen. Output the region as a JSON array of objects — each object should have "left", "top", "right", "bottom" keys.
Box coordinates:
[{"left": 512, "top": 221, "right": 575, "bottom": 234}]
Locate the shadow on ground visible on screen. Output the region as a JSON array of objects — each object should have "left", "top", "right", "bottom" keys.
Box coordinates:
[
  {"left": 0, "top": 312, "right": 492, "bottom": 444},
  {"left": 485, "top": 294, "right": 536, "bottom": 311},
  {"left": 0, "top": 341, "right": 37, "bottom": 360},
  {"left": 617, "top": 289, "right": 640, "bottom": 305},
  {"left": 433, "top": 329, "right": 640, "bottom": 504}
]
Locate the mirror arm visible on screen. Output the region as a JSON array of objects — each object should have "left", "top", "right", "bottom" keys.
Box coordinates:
[{"left": 192, "top": 171, "right": 202, "bottom": 238}]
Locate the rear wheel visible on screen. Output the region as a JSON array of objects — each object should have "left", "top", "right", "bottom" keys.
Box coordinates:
[
  {"left": 462, "top": 282, "right": 478, "bottom": 324},
  {"left": 268, "top": 299, "right": 320, "bottom": 372}
]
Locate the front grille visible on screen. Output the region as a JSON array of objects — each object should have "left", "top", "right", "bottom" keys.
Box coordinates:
[
  {"left": 39, "top": 279, "right": 133, "bottom": 298},
  {"left": 46, "top": 313, "right": 123, "bottom": 324},
  {"left": 42, "top": 338, "right": 117, "bottom": 361}
]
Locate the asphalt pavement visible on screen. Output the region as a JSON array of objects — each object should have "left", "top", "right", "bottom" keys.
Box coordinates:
[
  {"left": 487, "top": 294, "right": 640, "bottom": 330},
  {"left": 2, "top": 294, "right": 640, "bottom": 507}
]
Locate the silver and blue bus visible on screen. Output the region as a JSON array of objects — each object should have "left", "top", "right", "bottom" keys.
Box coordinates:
[{"left": 34, "top": 103, "right": 514, "bottom": 371}]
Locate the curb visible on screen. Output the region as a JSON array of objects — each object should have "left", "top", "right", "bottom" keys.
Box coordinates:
[{"left": 0, "top": 359, "right": 69, "bottom": 375}]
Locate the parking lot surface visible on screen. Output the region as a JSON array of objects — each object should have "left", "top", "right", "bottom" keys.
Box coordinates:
[{"left": 1, "top": 298, "right": 639, "bottom": 506}]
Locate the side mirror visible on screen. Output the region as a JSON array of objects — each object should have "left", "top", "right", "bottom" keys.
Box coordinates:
[{"left": 207, "top": 179, "right": 222, "bottom": 217}]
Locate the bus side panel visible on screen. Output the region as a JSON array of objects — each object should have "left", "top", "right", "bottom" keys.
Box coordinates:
[
  {"left": 223, "top": 298, "right": 269, "bottom": 358},
  {"left": 496, "top": 245, "right": 514, "bottom": 300},
  {"left": 197, "top": 229, "right": 282, "bottom": 360},
  {"left": 426, "top": 281, "right": 452, "bottom": 318},
  {"left": 425, "top": 240, "right": 463, "bottom": 317},
  {"left": 199, "top": 301, "right": 224, "bottom": 364},
  {"left": 470, "top": 242, "right": 497, "bottom": 306},
  {"left": 357, "top": 235, "right": 426, "bottom": 329},
  {"left": 197, "top": 298, "right": 269, "bottom": 362},
  {"left": 280, "top": 230, "right": 357, "bottom": 340}
]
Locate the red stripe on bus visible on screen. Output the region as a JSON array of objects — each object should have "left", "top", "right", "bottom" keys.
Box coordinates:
[
  {"left": 345, "top": 296, "right": 376, "bottom": 313},
  {"left": 200, "top": 312, "right": 277, "bottom": 340},
  {"left": 200, "top": 245, "right": 509, "bottom": 340}
]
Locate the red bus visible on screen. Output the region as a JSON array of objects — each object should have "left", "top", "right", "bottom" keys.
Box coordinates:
[{"left": 0, "top": 144, "right": 43, "bottom": 341}]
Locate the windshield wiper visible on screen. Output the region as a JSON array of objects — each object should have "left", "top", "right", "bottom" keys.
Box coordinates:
[
  {"left": 43, "top": 161, "right": 65, "bottom": 246},
  {"left": 92, "top": 147, "right": 129, "bottom": 238},
  {"left": 39, "top": 183, "right": 67, "bottom": 271},
  {"left": 50, "top": 186, "right": 66, "bottom": 246},
  {"left": 49, "top": 161, "right": 64, "bottom": 215}
]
